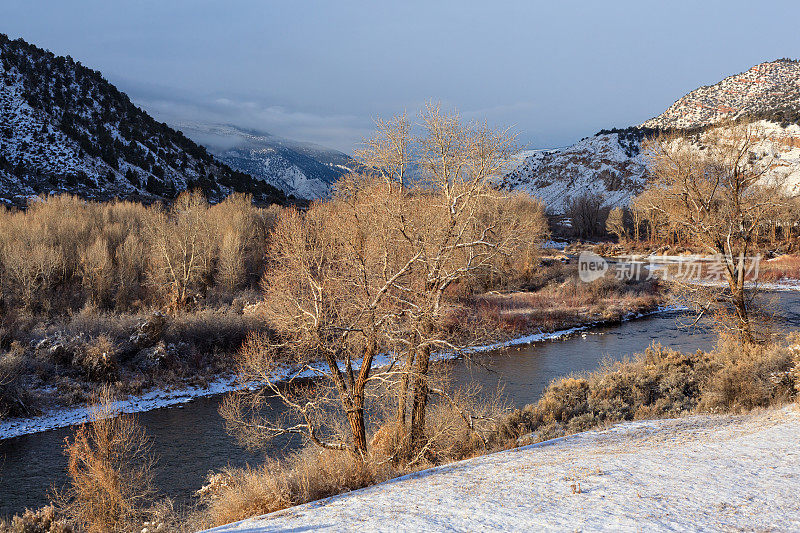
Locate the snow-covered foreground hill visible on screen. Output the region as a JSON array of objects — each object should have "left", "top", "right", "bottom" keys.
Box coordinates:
[{"left": 207, "top": 405, "right": 800, "bottom": 532}]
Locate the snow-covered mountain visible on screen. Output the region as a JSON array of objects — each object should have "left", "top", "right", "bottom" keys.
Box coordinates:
[
  {"left": 0, "top": 34, "right": 288, "bottom": 206},
  {"left": 504, "top": 59, "right": 800, "bottom": 213},
  {"left": 178, "top": 123, "right": 353, "bottom": 200}
]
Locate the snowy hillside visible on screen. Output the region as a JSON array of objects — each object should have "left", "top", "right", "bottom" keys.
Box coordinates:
[
  {"left": 505, "top": 58, "right": 800, "bottom": 213},
  {"left": 0, "top": 34, "right": 287, "bottom": 206},
  {"left": 179, "top": 123, "right": 353, "bottom": 200},
  {"left": 744, "top": 120, "right": 800, "bottom": 193},
  {"left": 642, "top": 59, "right": 800, "bottom": 129},
  {"left": 502, "top": 133, "right": 648, "bottom": 213},
  {"left": 207, "top": 405, "right": 800, "bottom": 532}
]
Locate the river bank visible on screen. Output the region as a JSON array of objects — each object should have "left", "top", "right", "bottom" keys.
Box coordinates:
[{"left": 0, "top": 302, "right": 675, "bottom": 441}]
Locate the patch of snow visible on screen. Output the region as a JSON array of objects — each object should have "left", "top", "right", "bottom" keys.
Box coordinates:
[
  {"left": 206, "top": 405, "right": 800, "bottom": 532},
  {"left": 540, "top": 239, "right": 569, "bottom": 250}
]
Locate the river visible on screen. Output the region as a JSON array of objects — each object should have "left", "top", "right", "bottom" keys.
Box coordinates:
[{"left": 2, "top": 293, "right": 799, "bottom": 518}]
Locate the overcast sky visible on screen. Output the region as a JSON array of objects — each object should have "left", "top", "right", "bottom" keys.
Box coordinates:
[{"left": 2, "top": 1, "right": 800, "bottom": 153}]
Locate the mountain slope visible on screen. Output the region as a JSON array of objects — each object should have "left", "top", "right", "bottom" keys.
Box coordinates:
[
  {"left": 0, "top": 34, "right": 287, "bottom": 206},
  {"left": 503, "top": 132, "right": 649, "bottom": 213},
  {"left": 504, "top": 59, "right": 800, "bottom": 213},
  {"left": 642, "top": 59, "right": 800, "bottom": 129},
  {"left": 179, "top": 123, "right": 352, "bottom": 200}
]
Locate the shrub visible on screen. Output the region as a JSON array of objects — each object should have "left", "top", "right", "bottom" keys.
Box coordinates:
[
  {"left": 60, "top": 388, "right": 155, "bottom": 533},
  {"left": 0, "top": 341, "right": 34, "bottom": 419},
  {"left": 502, "top": 338, "right": 798, "bottom": 443},
  {"left": 164, "top": 308, "right": 263, "bottom": 357},
  {"left": 698, "top": 338, "right": 796, "bottom": 412},
  {"left": 74, "top": 335, "right": 118, "bottom": 381}
]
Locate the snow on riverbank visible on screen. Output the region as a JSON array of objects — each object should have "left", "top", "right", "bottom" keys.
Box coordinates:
[
  {"left": 470, "top": 305, "right": 683, "bottom": 353},
  {"left": 207, "top": 405, "right": 800, "bottom": 532},
  {"left": 0, "top": 355, "right": 379, "bottom": 441},
  {"left": 0, "top": 306, "right": 681, "bottom": 441},
  {"left": 0, "top": 375, "right": 242, "bottom": 440}
]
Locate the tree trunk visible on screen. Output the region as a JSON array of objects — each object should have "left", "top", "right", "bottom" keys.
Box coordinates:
[
  {"left": 409, "top": 343, "right": 430, "bottom": 451},
  {"left": 349, "top": 336, "right": 376, "bottom": 457},
  {"left": 347, "top": 407, "right": 368, "bottom": 457},
  {"left": 731, "top": 286, "right": 753, "bottom": 344},
  {"left": 727, "top": 256, "right": 754, "bottom": 344},
  {"left": 395, "top": 348, "right": 415, "bottom": 427}
]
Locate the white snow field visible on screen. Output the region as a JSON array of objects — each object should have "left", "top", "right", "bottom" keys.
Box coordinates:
[{"left": 206, "top": 405, "right": 800, "bottom": 532}]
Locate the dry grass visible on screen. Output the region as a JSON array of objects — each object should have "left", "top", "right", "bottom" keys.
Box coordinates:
[
  {"left": 201, "top": 380, "right": 511, "bottom": 527},
  {"left": 0, "top": 505, "right": 71, "bottom": 533},
  {"left": 759, "top": 255, "right": 800, "bottom": 282},
  {"left": 199, "top": 448, "right": 395, "bottom": 528},
  {"left": 469, "top": 273, "right": 661, "bottom": 336}
]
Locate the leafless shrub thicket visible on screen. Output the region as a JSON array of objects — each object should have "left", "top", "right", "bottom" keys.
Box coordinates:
[{"left": 0, "top": 192, "right": 279, "bottom": 316}]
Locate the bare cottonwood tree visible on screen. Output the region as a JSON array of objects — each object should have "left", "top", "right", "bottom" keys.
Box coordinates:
[
  {"left": 222, "top": 181, "right": 422, "bottom": 457},
  {"left": 565, "top": 192, "right": 608, "bottom": 239},
  {"left": 223, "top": 105, "right": 548, "bottom": 463},
  {"left": 355, "top": 111, "right": 413, "bottom": 189},
  {"left": 393, "top": 105, "right": 546, "bottom": 454},
  {"left": 644, "top": 124, "right": 788, "bottom": 342}
]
